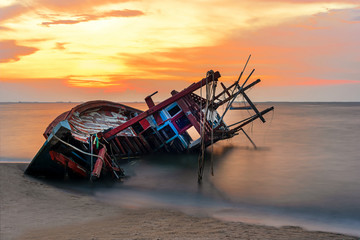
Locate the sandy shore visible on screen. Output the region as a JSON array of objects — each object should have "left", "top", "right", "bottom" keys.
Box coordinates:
[{"left": 0, "top": 163, "right": 357, "bottom": 240}]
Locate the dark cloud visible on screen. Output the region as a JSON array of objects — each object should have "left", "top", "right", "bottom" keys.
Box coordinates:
[
  {"left": 41, "top": 9, "right": 144, "bottom": 26},
  {"left": 0, "top": 40, "right": 39, "bottom": 63}
]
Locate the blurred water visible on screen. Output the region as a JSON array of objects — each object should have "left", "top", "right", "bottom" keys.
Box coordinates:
[{"left": 1, "top": 102, "right": 360, "bottom": 236}]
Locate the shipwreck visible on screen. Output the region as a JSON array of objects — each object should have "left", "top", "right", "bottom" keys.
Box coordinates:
[{"left": 25, "top": 58, "right": 274, "bottom": 182}]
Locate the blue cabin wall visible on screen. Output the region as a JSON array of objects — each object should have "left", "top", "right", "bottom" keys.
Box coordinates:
[{"left": 155, "top": 102, "right": 191, "bottom": 150}]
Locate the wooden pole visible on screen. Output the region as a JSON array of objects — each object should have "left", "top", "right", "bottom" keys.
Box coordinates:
[{"left": 240, "top": 128, "right": 257, "bottom": 149}]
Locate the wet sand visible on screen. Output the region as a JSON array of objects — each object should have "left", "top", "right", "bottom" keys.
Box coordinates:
[{"left": 0, "top": 163, "right": 357, "bottom": 240}]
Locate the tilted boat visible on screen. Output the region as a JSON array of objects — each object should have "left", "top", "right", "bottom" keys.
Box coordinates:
[{"left": 25, "top": 67, "right": 274, "bottom": 181}]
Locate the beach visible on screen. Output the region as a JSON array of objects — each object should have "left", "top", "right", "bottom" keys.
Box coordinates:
[{"left": 0, "top": 163, "right": 357, "bottom": 240}]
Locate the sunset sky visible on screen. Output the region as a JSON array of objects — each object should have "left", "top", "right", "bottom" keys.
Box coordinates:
[{"left": 0, "top": 0, "right": 359, "bottom": 102}]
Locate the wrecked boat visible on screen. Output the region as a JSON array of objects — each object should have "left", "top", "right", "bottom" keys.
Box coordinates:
[{"left": 25, "top": 64, "right": 274, "bottom": 181}]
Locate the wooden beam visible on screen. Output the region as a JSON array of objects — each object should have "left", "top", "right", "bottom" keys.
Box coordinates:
[
  {"left": 214, "top": 81, "right": 237, "bottom": 100},
  {"left": 213, "top": 79, "right": 261, "bottom": 109},
  {"left": 114, "top": 137, "right": 126, "bottom": 155},
  {"left": 221, "top": 82, "right": 231, "bottom": 98},
  {"left": 176, "top": 98, "right": 202, "bottom": 136},
  {"left": 242, "top": 92, "right": 266, "bottom": 123},
  {"left": 230, "top": 107, "right": 274, "bottom": 133},
  {"left": 124, "top": 136, "right": 137, "bottom": 154}
]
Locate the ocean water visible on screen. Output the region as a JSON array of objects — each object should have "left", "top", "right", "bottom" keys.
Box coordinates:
[{"left": 1, "top": 102, "right": 360, "bottom": 236}]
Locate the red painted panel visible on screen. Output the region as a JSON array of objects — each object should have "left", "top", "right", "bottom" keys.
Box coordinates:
[
  {"left": 91, "top": 148, "right": 106, "bottom": 179},
  {"left": 139, "top": 119, "right": 150, "bottom": 130},
  {"left": 91, "top": 159, "right": 103, "bottom": 179},
  {"left": 49, "top": 151, "right": 87, "bottom": 177}
]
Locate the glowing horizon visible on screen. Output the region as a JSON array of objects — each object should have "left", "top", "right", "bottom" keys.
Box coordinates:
[{"left": 1, "top": 0, "right": 359, "bottom": 102}]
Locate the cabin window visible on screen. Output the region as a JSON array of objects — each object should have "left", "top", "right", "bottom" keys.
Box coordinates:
[
  {"left": 175, "top": 114, "right": 191, "bottom": 130},
  {"left": 160, "top": 125, "right": 176, "bottom": 140},
  {"left": 167, "top": 104, "right": 181, "bottom": 117}
]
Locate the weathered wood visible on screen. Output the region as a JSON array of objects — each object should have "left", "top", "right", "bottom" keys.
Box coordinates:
[
  {"left": 239, "top": 68, "right": 255, "bottom": 90},
  {"left": 214, "top": 81, "right": 237, "bottom": 100},
  {"left": 49, "top": 151, "right": 87, "bottom": 177},
  {"left": 242, "top": 92, "right": 266, "bottom": 123},
  {"left": 114, "top": 137, "right": 126, "bottom": 155},
  {"left": 91, "top": 148, "right": 106, "bottom": 179},
  {"left": 26, "top": 65, "right": 274, "bottom": 182},
  {"left": 137, "top": 135, "right": 152, "bottom": 152},
  {"left": 240, "top": 128, "right": 257, "bottom": 149},
  {"left": 145, "top": 91, "right": 158, "bottom": 108},
  {"left": 220, "top": 82, "right": 231, "bottom": 98},
  {"left": 230, "top": 106, "right": 274, "bottom": 133},
  {"left": 176, "top": 98, "right": 202, "bottom": 136},
  {"left": 103, "top": 72, "right": 220, "bottom": 140},
  {"left": 213, "top": 79, "right": 261, "bottom": 109},
  {"left": 124, "top": 137, "right": 137, "bottom": 154}
]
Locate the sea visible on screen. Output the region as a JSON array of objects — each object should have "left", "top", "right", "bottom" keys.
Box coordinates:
[{"left": 1, "top": 102, "right": 360, "bottom": 236}]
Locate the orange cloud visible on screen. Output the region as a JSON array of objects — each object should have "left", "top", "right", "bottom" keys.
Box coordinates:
[
  {"left": 67, "top": 77, "right": 120, "bottom": 88},
  {"left": 53, "top": 42, "right": 68, "bottom": 50},
  {"left": 0, "top": 76, "right": 190, "bottom": 102},
  {"left": 0, "top": 40, "right": 39, "bottom": 63},
  {"left": 22, "top": 38, "right": 52, "bottom": 43},
  {"left": 0, "top": 26, "right": 13, "bottom": 31},
  {"left": 2, "top": 1, "right": 359, "bottom": 103},
  {"left": 0, "top": 1, "right": 142, "bottom": 25},
  {"left": 37, "top": 0, "right": 134, "bottom": 12},
  {"left": 41, "top": 9, "right": 144, "bottom": 26},
  {"left": 0, "top": 4, "right": 29, "bottom": 23},
  {"left": 41, "top": 19, "right": 80, "bottom": 26},
  {"left": 117, "top": 43, "right": 281, "bottom": 85},
  {"left": 63, "top": 73, "right": 179, "bottom": 93},
  {"left": 115, "top": 7, "right": 359, "bottom": 87}
]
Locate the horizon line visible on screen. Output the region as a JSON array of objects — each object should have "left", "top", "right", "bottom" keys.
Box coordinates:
[{"left": 1, "top": 101, "right": 360, "bottom": 104}]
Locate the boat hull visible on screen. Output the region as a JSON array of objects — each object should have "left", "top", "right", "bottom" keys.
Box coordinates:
[{"left": 25, "top": 70, "right": 274, "bottom": 181}]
